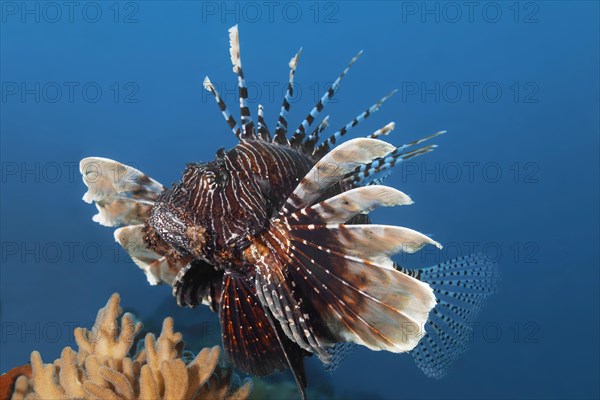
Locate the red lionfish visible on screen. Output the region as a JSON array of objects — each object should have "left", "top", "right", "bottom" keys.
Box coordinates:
[{"left": 80, "top": 26, "right": 498, "bottom": 398}]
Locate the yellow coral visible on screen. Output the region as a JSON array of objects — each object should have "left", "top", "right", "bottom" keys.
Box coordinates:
[{"left": 10, "top": 294, "right": 252, "bottom": 400}]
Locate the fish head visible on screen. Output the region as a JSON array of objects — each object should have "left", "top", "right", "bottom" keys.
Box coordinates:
[
  {"left": 147, "top": 161, "right": 224, "bottom": 262},
  {"left": 147, "top": 156, "right": 267, "bottom": 267}
]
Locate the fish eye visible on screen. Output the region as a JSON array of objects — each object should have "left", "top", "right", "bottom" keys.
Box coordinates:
[
  {"left": 203, "top": 171, "right": 216, "bottom": 188},
  {"left": 202, "top": 165, "right": 228, "bottom": 187}
]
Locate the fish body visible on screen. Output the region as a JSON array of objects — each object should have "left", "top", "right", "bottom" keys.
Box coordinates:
[
  {"left": 79, "top": 25, "right": 499, "bottom": 398},
  {"left": 148, "top": 141, "right": 314, "bottom": 267}
]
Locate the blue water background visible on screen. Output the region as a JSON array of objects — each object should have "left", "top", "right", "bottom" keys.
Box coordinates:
[{"left": 1, "top": 2, "right": 599, "bottom": 398}]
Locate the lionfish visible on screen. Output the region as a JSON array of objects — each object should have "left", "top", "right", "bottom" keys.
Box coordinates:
[{"left": 79, "top": 26, "right": 498, "bottom": 398}]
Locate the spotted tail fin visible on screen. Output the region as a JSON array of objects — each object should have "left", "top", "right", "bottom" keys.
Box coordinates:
[
  {"left": 399, "top": 254, "right": 500, "bottom": 378},
  {"left": 322, "top": 342, "right": 357, "bottom": 373}
]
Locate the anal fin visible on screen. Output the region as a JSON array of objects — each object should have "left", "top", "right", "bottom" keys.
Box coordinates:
[
  {"left": 172, "top": 260, "right": 224, "bottom": 311},
  {"left": 219, "top": 271, "right": 307, "bottom": 387}
]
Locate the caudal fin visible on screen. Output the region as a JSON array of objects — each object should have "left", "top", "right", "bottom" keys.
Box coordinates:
[{"left": 399, "top": 254, "right": 500, "bottom": 378}]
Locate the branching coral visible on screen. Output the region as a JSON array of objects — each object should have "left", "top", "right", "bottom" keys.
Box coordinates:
[{"left": 9, "top": 294, "right": 252, "bottom": 400}]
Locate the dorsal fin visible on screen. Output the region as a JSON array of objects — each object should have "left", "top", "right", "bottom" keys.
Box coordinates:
[
  {"left": 274, "top": 48, "right": 302, "bottom": 145},
  {"left": 302, "top": 116, "right": 330, "bottom": 155},
  {"left": 291, "top": 51, "right": 363, "bottom": 142},
  {"left": 311, "top": 90, "right": 397, "bottom": 157},
  {"left": 203, "top": 76, "right": 241, "bottom": 139},
  {"left": 228, "top": 25, "right": 256, "bottom": 140},
  {"left": 344, "top": 131, "right": 446, "bottom": 186},
  {"left": 257, "top": 104, "right": 271, "bottom": 141}
]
